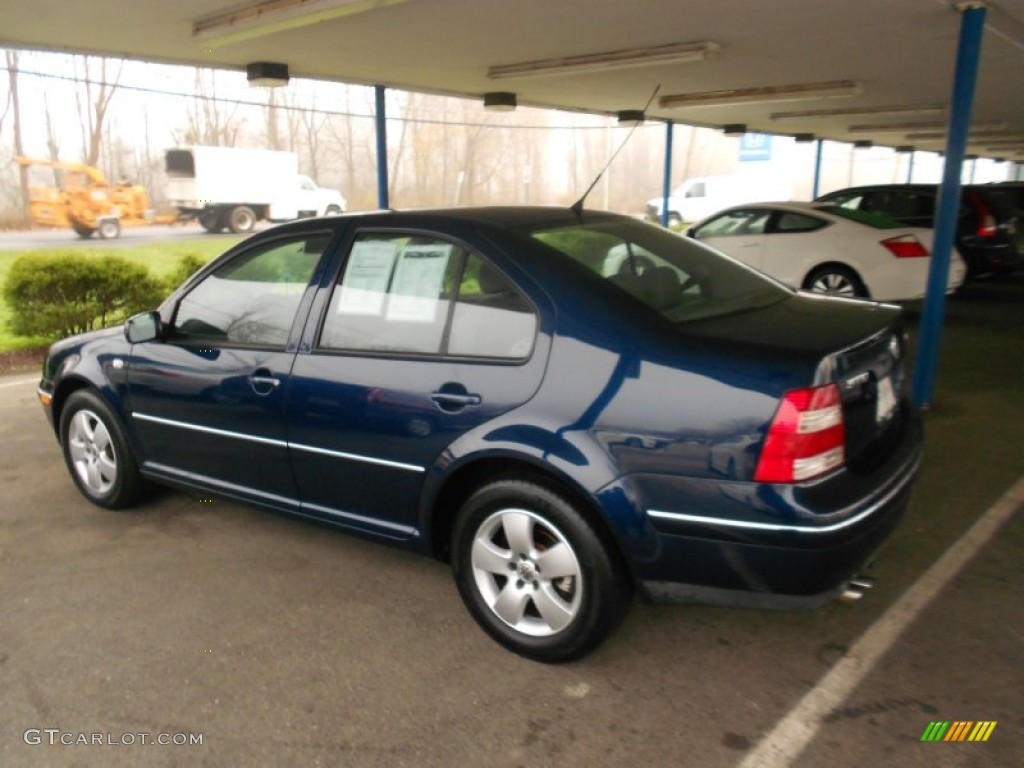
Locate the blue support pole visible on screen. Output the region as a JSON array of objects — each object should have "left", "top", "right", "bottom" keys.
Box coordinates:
[
  {"left": 660, "top": 121, "right": 674, "bottom": 227},
  {"left": 907, "top": 151, "right": 916, "bottom": 183},
  {"left": 811, "top": 140, "right": 824, "bottom": 199},
  {"left": 912, "top": 4, "right": 986, "bottom": 408},
  {"left": 374, "top": 85, "right": 390, "bottom": 209}
]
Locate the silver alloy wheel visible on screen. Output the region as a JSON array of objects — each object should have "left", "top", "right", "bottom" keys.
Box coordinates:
[
  {"left": 470, "top": 508, "right": 583, "bottom": 637},
  {"left": 67, "top": 409, "right": 118, "bottom": 496},
  {"left": 810, "top": 271, "right": 858, "bottom": 297}
]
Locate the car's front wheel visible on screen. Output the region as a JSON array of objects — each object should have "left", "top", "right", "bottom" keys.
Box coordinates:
[
  {"left": 452, "top": 479, "right": 631, "bottom": 663},
  {"left": 60, "top": 390, "right": 145, "bottom": 509}
]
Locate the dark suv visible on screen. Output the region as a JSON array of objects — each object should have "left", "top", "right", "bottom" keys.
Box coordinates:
[{"left": 815, "top": 183, "right": 1021, "bottom": 278}]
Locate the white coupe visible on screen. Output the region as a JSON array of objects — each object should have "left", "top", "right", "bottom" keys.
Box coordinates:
[{"left": 685, "top": 202, "right": 966, "bottom": 301}]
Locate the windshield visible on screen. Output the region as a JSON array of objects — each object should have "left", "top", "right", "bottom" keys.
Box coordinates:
[{"left": 528, "top": 217, "right": 790, "bottom": 323}]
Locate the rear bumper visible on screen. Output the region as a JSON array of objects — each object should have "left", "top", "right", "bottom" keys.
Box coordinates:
[{"left": 599, "top": 410, "right": 923, "bottom": 603}]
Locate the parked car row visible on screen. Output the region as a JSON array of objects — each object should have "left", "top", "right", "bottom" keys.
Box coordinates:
[
  {"left": 814, "top": 183, "right": 1022, "bottom": 279},
  {"left": 643, "top": 181, "right": 1020, "bottom": 302}
]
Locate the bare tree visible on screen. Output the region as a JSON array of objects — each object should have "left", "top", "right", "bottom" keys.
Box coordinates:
[
  {"left": 73, "top": 55, "right": 123, "bottom": 167},
  {"left": 6, "top": 50, "right": 28, "bottom": 223},
  {"left": 175, "top": 68, "right": 245, "bottom": 147}
]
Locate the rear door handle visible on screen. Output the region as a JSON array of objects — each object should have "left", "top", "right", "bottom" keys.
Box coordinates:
[
  {"left": 431, "top": 384, "right": 482, "bottom": 412},
  {"left": 431, "top": 392, "right": 482, "bottom": 406}
]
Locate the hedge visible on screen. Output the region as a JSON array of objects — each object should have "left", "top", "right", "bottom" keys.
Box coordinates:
[{"left": 2, "top": 252, "right": 165, "bottom": 338}]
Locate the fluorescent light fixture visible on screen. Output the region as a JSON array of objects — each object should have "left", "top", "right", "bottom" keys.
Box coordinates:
[
  {"left": 194, "top": 0, "right": 411, "bottom": 48},
  {"left": 617, "top": 109, "right": 646, "bottom": 126},
  {"left": 247, "top": 61, "right": 289, "bottom": 87},
  {"left": 771, "top": 103, "right": 944, "bottom": 121},
  {"left": 660, "top": 80, "right": 860, "bottom": 109},
  {"left": 483, "top": 91, "right": 517, "bottom": 111},
  {"left": 848, "top": 121, "right": 954, "bottom": 134},
  {"left": 487, "top": 41, "right": 718, "bottom": 80},
  {"left": 904, "top": 125, "right": 1013, "bottom": 140},
  {"left": 722, "top": 124, "right": 747, "bottom": 137}
]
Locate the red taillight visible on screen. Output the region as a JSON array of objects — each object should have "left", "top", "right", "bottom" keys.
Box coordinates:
[
  {"left": 967, "top": 190, "right": 998, "bottom": 237},
  {"left": 881, "top": 235, "right": 929, "bottom": 258},
  {"left": 754, "top": 383, "right": 845, "bottom": 483}
]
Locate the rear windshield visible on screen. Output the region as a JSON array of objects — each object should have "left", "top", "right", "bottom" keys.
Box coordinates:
[
  {"left": 815, "top": 205, "right": 908, "bottom": 229},
  {"left": 527, "top": 217, "right": 790, "bottom": 323}
]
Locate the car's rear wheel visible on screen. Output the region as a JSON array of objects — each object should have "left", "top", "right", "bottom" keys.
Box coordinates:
[
  {"left": 804, "top": 265, "right": 868, "bottom": 298},
  {"left": 60, "top": 390, "right": 145, "bottom": 510},
  {"left": 452, "top": 479, "right": 631, "bottom": 663}
]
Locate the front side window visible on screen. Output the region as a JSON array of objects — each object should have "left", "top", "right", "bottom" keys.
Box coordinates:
[
  {"left": 173, "top": 233, "right": 329, "bottom": 348},
  {"left": 321, "top": 233, "right": 536, "bottom": 359}
]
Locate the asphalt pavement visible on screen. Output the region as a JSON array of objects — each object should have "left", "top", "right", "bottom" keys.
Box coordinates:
[{"left": 0, "top": 276, "right": 1021, "bottom": 767}]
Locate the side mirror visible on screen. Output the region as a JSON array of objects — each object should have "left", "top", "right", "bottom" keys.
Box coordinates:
[{"left": 124, "top": 311, "right": 162, "bottom": 344}]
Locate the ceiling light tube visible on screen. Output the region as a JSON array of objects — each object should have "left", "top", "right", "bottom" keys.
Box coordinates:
[
  {"left": 904, "top": 126, "right": 1014, "bottom": 140},
  {"left": 660, "top": 80, "right": 861, "bottom": 109},
  {"left": 770, "top": 103, "right": 945, "bottom": 121},
  {"left": 194, "top": 0, "right": 411, "bottom": 48},
  {"left": 487, "top": 41, "right": 718, "bottom": 80}
]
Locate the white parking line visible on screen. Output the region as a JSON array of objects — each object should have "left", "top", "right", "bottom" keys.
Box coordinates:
[
  {"left": 739, "top": 476, "right": 1024, "bottom": 768},
  {"left": 0, "top": 376, "right": 38, "bottom": 389}
]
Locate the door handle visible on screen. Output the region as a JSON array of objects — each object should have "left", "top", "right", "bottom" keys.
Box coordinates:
[
  {"left": 250, "top": 369, "right": 281, "bottom": 395},
  {"left": 431, "top": 384, "right": 482, "bottom": 412}
]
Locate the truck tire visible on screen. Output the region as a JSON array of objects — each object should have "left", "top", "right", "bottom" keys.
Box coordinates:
[
  {"left": 98, "top": 219, "right": 121, "bottom": 239},
  {"left": 198, "top": 209, "right": 224, "bottom": 233},
  {"left": 72, "top": 223, "right": 96, "bottom": 239},
  {"left": 325, "top": 205, "right": 342, "bottom": 216},
  {"left": 227, "top": 206, "right": 257, "bottom": 234}
]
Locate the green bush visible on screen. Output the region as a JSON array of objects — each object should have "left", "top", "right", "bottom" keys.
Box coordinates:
[
  {"left": 162, "top": 252, "right": 210, "bottom": 293},
  {"left": 3, "top": 252, "right": 165, "bottom": 338}
]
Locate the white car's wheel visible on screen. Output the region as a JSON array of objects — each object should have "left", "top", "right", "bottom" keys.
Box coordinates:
[{"left": 804, "top": 265, "right": 868, "bottom": 298}]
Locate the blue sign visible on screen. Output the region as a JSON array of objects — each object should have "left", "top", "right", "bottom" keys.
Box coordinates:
[{"left": 739, "top": 133, "right": 772, "bottom": 162}]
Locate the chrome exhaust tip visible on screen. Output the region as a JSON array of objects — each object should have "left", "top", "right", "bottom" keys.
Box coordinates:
[{"left": 838, "top": 574, "right": 875, "bottom": 603}]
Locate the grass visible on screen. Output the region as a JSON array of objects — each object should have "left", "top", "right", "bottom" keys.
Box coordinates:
[{"left": 0, "top": 238, "right": 242, "bottom": 355}]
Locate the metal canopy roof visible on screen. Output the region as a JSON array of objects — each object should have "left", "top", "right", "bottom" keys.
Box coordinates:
[{"left": 2, "top": 0, "right": 1024, "bottom": 158}]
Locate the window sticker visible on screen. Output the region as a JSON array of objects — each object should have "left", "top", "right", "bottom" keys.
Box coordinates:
[
  {"left": 386, "top": 244, "right": 452, "bottom": 323},
  {"left": 336, "top": 240, "right": 398, "bottom": 316}
]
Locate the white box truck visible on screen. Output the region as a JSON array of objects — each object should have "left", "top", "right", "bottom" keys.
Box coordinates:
[
  {"left": 645, "top": 175, "right": 792, "bottom": 226},
  {"left": 165, "top": 146, "right": 347, "bottom": 234}
]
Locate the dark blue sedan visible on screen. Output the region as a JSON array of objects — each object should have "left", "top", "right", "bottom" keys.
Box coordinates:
[{"left": 37, "top": 207, "right": 922, "bottom": 662}]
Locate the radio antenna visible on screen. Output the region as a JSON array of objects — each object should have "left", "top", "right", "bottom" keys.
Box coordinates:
[{"left": 570, "top": 84, "right": 661, "bottom": 217}]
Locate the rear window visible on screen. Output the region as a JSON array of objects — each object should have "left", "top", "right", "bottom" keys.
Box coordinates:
[
  {"left": 528, "top": 218, "right": 789, "bottom": 323},
  {"left": 815, "top": 205, "right": 909, "bottom": 229}
]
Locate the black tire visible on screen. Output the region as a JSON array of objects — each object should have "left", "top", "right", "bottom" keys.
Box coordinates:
[
  {"left": 72, "top": 223, "right": 95, "bottom": 239},
  {"left": 98, "top": 219, "right": 121, "bottom": 239},
  {"left": 227, "top": 205, "right": 257, "bottom": 234},
  {"left": 451, "top": 479, "right": 631, "bottom": 663},
  {"left": 803, "top": 265, "right": 869, "bottom": 298},
  {"left": 198, "top": 209, "right": 224, "bottom": 233},
  {"left": 59, "top": 390, "right": 146, "bottom": 510},
  {"left": 325, "top": 205, "right": 342, "bottom": 215}
]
